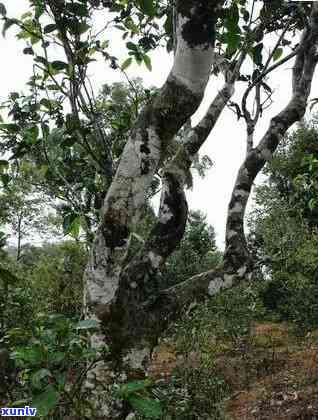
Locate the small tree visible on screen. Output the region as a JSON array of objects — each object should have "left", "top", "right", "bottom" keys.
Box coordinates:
[
  {"left": 163, "top": 210, "right": 221, "bottom": 287},
  {"left": 0, "top": 173, "right": 47, "bottom": 259},
  {"left": 248, "top": 122, "right": 318, "bottom": 329}
]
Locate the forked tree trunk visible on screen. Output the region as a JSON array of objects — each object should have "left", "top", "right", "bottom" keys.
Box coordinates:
[
  {"left": 156, "top": 3, "right": 318, "bottom": 318},
  {"left": 83, "top": 1, "right": 225, "bottom": 417},
  {"left": 82, "top": 3, "right": 318, "bottom": 418}
]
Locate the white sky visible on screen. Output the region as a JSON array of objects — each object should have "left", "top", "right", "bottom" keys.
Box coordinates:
[{"left": 0, "top": 1, "right": 317, "bottom": 248}]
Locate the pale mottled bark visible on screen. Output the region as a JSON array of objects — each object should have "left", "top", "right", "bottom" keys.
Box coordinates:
[
  {"left": 153, "top": 3, "right": 318, "bottom": 319},
  {"left": 245, "top": 84, "right": 261, "bottom": 155},
  {"left": 103, "top": 54, "right": 247, "bottom": 347},
  {"left": 83, "top": 5, "right": 318, "bottom": 417},
  {"left": 140, "top": 52, "right": 245, "bottom": 277},
  {"left": 84, "top": 0, "right": 224, "bottom": 325},
  {"left": 107, "top": 169, "right": 188, "bottom": 351},
  {"left": 225, "top": 5, "right": 318, "bottom": 274},
  {"left": 85, "top": 2, "right": 222, "bottom": 306},
  {"left": 81, "top": 62, "right": 246, "bottom": 415},
  {"left": 83, "top": 1, "right": 225, "bottom": 414}
]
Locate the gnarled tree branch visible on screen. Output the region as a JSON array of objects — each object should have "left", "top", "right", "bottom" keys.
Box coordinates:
[
  {"left": 225, "top": 5, "right": 318, "bottom": 274},
  {"left": 142, "top": 3, "right": 318, "bottom": 333},
  {"left": 83, "top": 2, "right": 226, "bottom": 404},
  {"left": 84, "top": 0, "right": 225, "bottom": 320},
  {"left": 102, "top": 51, "right": 247, "bottom": 353}
]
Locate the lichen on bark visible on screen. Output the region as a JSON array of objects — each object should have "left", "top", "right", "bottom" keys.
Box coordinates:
[{"left": 80, "top": 3, "right": 318, "bottom": 419}]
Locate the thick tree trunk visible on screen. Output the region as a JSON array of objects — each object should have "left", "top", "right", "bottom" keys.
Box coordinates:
[
  {"left": 112, "top": 1, "right": 318, "bottom": 367},
  {"left": 83, "top": 1, "right": 225, "bottom": 416},
  {"left": 82, "top": 4, "right": 318, "bottom": 418}
]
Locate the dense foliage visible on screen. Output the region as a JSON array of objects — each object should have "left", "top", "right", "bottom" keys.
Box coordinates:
[
  {"left": 248, "top": 122, "right": 318, "bottom": 330},
  {"left": 0, "top": 211, "right": 221, "bottom": 417},
  {"left": 163, "top": 210, "right": 222, "bottom": 288}
]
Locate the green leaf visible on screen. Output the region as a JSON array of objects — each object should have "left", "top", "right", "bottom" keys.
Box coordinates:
[
  {"left": 38, "top": 164, "right": 49, "bottom": 178},
  {"left": 2, "top": 18, "right": 19, "bottom": 37},
  {"left": 49, "top": 351, "right": 66, "bottom": 365},
  {"left": 10, "top": 400, "right": 30, "bottom": 408},
  {"left": 143, "top": 54, "right": 152, "bottom": 71},
  {"left": 128, "top": 395, "right": 163, "bottom": 419},
  {"left": 63, "top": 213, "right": 80, "bottom": 236},
  {"left": 0, "top": 231, "right": 7, "bottom": 248},
  {"left": 66, "top": 2, "right": 89, "bottom": 17},
  {"left": 48, "top": 127, "right": 64, "bottom": 144},
  {"left": 65, "top": 113, "right": 80, "bottom": 132},
  {"left": 44, "top": 24, "right": 57, "bottom": 34},
  {"left": 35, "top": 56, "right": 48, "bottom": 66},
  {"left": 135, "top": 53, "right": 143, "bottom": 65},
  {"left": 1, "top": 174, "right": 10, "bottom": 187},
  {"left": 51, "top": 60, "right": 68, "bottom": 71},
  {"left": 32, "top": 386, "right": 59, "bottom": 417},
  {"left": 10, "top": 91, "right": 19, "bottom": 100},
  {"left": 224, "top": 3, "right": 241, "bottom": 57},
  {"left": 40, "top": 98, "right": 54, "bottom": 110},
  {"left": 11, "top": 346, "right": 44, "bottom": 365},
  {"left": 273, "top": 47, "right": 283, "bottom": 62},
  {"left": 31, "top": 369, "right": 52, "bottom": 390},
  {"left": 225, "top": 32, "right": 240, "bottom": 56},
  {"left": 126, "top": 41, "right": 138, "bottom": 51},
  {"left": 35, "top": 1, "right": 45, "bottom": 18},
  {"left": 76, "top": 319, "right": 100, "bottom": 330},
  {"left": 0, "top": 266, "right": 19, "bottom": 284},
  {"left": 138, "top": 0, "right": 156, "bottom": 17},
  {"left": 226, "top": 3, "right": 240, "bottom": 33},
  {"left": 24, "top": 125, "right": 39, "bottom": 144},
  {"left": 70, "top": 216, "right": 81, "bottom": 237},
  {"left": 119, "top": 380, "right": 152, "bottom": 398},
  {"left": 0, "top": 3, "right": 7, "bottom": 16},
  {"left": 23, "top": 47, "right": 34, "bottom": 55},
  {"left": 121, "top": 57, "right": 133, "bottom": 71},
  {"left": 0, "top": 123, "right": 20, "bottom": 133},
  {"left": 252, "top": 43, "right": 263, "bottom": 66},
  {"left": 21, "top": 12, "right": 32, "bottom": 19},
  {"left": 78, "top": 22, "right": 90, "bottom": 34},
  {"left": 47, "top": 84, "right": 60, "bottom": 91},
  {"left": 55, "top": 372, "right": 66, "bottom": 387},
  {"left": 61, "top": 135, "right": 77, "bottom": 147},
  {"left": 63, "top": 214, "right": 75, "bottom": 235},
  {"left": 48, "top": 313, "right": 67, "bottom": 323},
  {"left": 41, "top": 123, "right": 50, "bottom": 138},
  {"left": 242, "top": 9, "right": 249, "bottom": 23}
]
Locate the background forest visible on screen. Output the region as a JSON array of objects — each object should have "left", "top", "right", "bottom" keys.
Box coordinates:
[{"left": 1, "top": 0, "right": 318, "bottom": 419}]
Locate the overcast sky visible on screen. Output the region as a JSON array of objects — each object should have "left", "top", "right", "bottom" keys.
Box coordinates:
[{"left": 1, "top": 1, "right": 317, "bottom": 248}]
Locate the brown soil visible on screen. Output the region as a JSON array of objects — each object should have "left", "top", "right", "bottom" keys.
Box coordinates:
[{"left": 224, "top": 323, "right": 318, "bottom": 420}]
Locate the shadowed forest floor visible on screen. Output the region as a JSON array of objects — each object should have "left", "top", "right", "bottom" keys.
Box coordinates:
[
  {"left": 224, "top": 323, "right": 318, "bottom": 419},
  {"left": 146, "top": 293, "right": 318, "bottom": 419}
]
